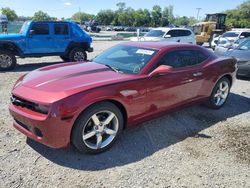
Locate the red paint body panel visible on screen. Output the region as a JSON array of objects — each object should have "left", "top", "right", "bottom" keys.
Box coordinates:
[{"left": 9, "top": 42, "right": 237, "bottom": 148}]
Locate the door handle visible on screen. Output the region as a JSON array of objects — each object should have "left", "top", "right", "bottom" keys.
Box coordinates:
[
  {"left": 193, "top": 72, "right": 203, "bottom": 77},
  {"left": 176, "top": 40, "right": 180, "bottom": 42}
]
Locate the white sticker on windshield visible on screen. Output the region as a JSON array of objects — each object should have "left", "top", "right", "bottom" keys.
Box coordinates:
[{"left": 136, "top": 49, "right": 155, "bottom": 55}]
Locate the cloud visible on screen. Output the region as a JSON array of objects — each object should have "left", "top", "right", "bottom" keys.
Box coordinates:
[{"left": 64, "top": 2, "right": 72, "bottom": 6}]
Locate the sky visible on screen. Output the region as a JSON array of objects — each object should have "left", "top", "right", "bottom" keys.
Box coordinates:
[{"left": 0, "top": 0, "right": 246, "bottom": 19}]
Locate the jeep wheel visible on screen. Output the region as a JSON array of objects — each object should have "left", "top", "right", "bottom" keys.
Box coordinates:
[
  {"left": 0, "top": 50, "right": 16, "bottom": 71},
  {"left": 69, "top": 48, "right": 87, "bottom": 62}
]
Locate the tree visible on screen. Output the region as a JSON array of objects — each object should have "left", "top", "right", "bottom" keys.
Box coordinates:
[
  {"left": 225, "top": 0, "right": 250, "bottom": 28},
  {"left": 162, "top": 6, "right": 175, "bottom": 26},
  {"left": 116, "top": 2, "right": 126, "bottom": 12},
  {"left": 96, "top": 9, "right": 116, "bottom": 25},
  {"left": 151, "top": 5, "right": 162, "bottom": 27},
  {"left": 117, "top": 7, "right": 135, "bottom": 26},
  {"left": 32, "top": 11, "right": 56, "bottom": 21},
  {"left": 71, "top": 12, "right": 95, "bottom": 23},
  {"left": 1, "top": 7, "right": 18, "bottom": 21}
]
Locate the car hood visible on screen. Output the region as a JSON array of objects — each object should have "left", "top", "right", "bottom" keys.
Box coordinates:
[
  {"left": 0, "top": 33, "right": 24, "bottom": 40},
  {"left": 12, "top": 62, "right": 136, "bottom": 103}
]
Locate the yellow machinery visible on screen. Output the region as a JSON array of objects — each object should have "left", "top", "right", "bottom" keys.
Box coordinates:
[{"left": 193, "top": 13, "right": 227, "bottom": 47}]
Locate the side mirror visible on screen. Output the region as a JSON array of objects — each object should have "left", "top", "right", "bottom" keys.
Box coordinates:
[
  {"left": 29, "top": 30, "right": 35, "bottom": 37},
  {"left": 239, "top": 36, "right": 245, "bottom": 39},
  {"left": 149, "top": 65, "right": 173, "bottom": 77},
  {"left": 164, "top": 34, "right": 171, "bottom": 38}
]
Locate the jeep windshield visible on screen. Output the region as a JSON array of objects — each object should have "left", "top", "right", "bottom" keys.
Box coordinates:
[
  {"left": 145, "top": 30, "right": 165, "bottom": 37},
  {"left": 19, "top": 21, "right": 31, "bottom": 34},
  {"left": 93, "top": 45, "right": 158, "bottom": 74}
]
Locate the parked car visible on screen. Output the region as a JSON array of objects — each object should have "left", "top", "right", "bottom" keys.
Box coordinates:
[
  {"left": 130, "top": 27, "right": 196, "bottom": 44},
  {"left": 217, "top": 38, "right": 250, "bottom": 78},
  {"left": 214, "top": 37, "right": 248, "bottom": 56},
  {"left": 113, "top": 26, "right": 125, "bottom": 31},
  {"left": 0, "top": 21, "right": 93, "bottom": 71},
  {"left": 211, "top": 30, "right": 250, "bottom": 49},
  {"left": 9, "top": 42, "right": 237, "bottom": 154},
  {"left": 124, "top": 26, "right": 137, "bottom": 32}
]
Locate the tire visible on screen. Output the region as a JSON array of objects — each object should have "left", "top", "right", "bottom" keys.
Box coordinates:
[
  {"left": 60, "top": 55, "right": 70, "bottom": 62},
  {"left": 0, "top": 50, "right": 16, "bottom": 71},
  {"left": 206, "top": 77, "right": 231, "bottom": 109},
  {"left": 71, "top": 102, "right": 124, "bottom": 154},
  {"left": 69, "top": 48, "right": 87, "bottom": 62}
]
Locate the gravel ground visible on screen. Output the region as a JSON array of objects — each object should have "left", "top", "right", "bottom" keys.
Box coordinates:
[{"left": 0, "top": 41, "right": 250, "bottom": 188}]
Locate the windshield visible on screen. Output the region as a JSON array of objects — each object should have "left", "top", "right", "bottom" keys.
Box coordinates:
[
  {"left": 19, "top": 21, "right": 30, "bottom": 34},
  {"left": 222, "top": 32, "right": 239, "bottom": 38},
  {"left": 93, "top": 45, "right": 158, "bottom": 74},
  {"left": 238, "top": 40, "right": 250, "bottom": 50},
  {"left": 145, "top": 30, "right": 165, "bottom": 37}
]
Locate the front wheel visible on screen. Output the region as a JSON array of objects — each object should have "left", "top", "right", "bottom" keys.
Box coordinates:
[
  {"left": 0, "top": 50, "right": 16, "bottom": 71},
  {"left": 71, "top": 102, "right": 124, "bottom": 154},
  {"left": 207, "top": 77, "right": 231, "bottom": 109},
  {"left": 69, "top": 48, "right": 87, "bottom": 62}
]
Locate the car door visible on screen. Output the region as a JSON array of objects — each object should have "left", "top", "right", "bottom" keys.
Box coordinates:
[
  {"left": 27, "top": 23, "right": 54, "bottom": 54},
  {"left": 146, "top": 49, "right": 208, "bottom": 114},
  {"left": 179, "top": 30, "right": 195, "bottom": 44},
  {"left": 52, "top": 23, "right": 71, "bottom": 53}
]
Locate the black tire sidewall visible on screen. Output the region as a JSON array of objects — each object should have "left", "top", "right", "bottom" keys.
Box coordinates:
[
  {"left": 71, "top": 102, "right": 124, "bottom": 154},
  {"left": 69, "top": 48, "right": 87, "bottom": 62},
  {"left": 208, "top": 77, "right": 231, "bottom": 109},
  {"left": 0, "top": 50, "right": 16, "bottom": 71}
]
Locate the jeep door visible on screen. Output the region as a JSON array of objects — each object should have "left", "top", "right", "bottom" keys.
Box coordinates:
[
  {"left": 52, "top": 23, "right": 71, "bottom": 53},
  {"left": 26, "top": 23, "right": 54, "bottom": 54}
]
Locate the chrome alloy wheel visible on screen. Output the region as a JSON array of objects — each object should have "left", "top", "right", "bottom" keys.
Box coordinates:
[
  {"left": 0, "top": 54, "right": 12, "bottom": 68},
  {"left": 214, "top": 81, "right": 229, "bottom": 106},
  {"left": 73, "top": 51, "right": 86, "bottom": 61},
  {"left": 82, "top": 111, "right": 119, "bottom": 150}
]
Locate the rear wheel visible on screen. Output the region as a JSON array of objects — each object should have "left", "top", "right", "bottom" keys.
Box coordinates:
[
  {"left": 0, "top": 50, "right": 16, "bottom": 71},
  {"left": 207, "top": 77, "right": 231, "bottom": 109},
  {"left": 71, "top": 102, "right": 124, "bottom": 154},
  {"left": 69, "top": 48, "right": 87, "bottom": 62}
]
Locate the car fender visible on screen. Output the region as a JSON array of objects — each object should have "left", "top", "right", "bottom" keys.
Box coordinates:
[
  {"left": 0, "top": 40, "right": 24, "bottom": 56},
  {"left": 65, "top": 41, "right": 90, "bottom": 54}
]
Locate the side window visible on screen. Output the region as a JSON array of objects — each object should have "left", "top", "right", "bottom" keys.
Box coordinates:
[
  {"left": 241, "top": 32, "right": 250, "bottom": 38},
  {"left": 54, "top": 24, "right": 69, "bottom": 35},
  {"left": 31, "top": 24, "right": 49, "bottom": 35},
  {"left": 158, "top": 50, "right": 208, "bottom": 68},
  {"left": 178, "top": 30, "right": 190, "bottom": 37},
  {"left": 167, "top": 30, "right": 178, "bottom": 37}
]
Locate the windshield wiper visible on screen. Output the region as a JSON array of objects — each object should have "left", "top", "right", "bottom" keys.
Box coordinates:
[{"left": 104, "top": 64, "right": 120, "bottom": 73}]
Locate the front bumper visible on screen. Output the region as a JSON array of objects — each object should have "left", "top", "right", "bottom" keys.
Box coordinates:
[
  {"left": 9, "top": 104, "right": 73, "bottom": 149},
  {"left": 237, "top": 64, "right": 250, "bottom": 78}
]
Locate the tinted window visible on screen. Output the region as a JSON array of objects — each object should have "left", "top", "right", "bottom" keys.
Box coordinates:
[
  {"left": 241, "top": 32, "right": 250, "bottom": 38},
  {"left": 239, "top": 40, "right": 250, "bottom": 50},
  {"left": 222, "top": 32, "right": 239, "bottom": 38},
  {"left": 54, "top": 24, "right": 69, "bottom": 35},
  {"left": 31, "top": 24, "right": 49, "bottom": 35},
  {"left": 167, "top": 30, "right": 178, "bottom": 37},
  {"left": 178, "top": 30, "right": 191, "bottom": 36},
  {"left": 158, "top": 50, "right": 208, "bottom": 68}
]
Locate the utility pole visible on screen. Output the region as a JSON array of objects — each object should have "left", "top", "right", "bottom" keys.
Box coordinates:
[{"left": 196, "top": 8, "right": 202, "bottom": 21}]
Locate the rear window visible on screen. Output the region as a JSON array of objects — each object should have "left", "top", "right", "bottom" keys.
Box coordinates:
[{"left": 54, "top": 24, "right": 69, "bottom": 35}]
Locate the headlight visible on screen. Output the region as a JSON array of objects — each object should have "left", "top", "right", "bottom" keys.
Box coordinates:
[{"left": 34, "top": 104, "right": 49, "bottom": 114}]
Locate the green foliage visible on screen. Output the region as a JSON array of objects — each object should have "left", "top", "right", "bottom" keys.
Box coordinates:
[
  {"left": 1, "top": 7, "right": 18, "bottom": 21},
  {"left": 32, "top": 11, "right": 56, "bottom": 21},
  {"left": 174, "top": 16, "right": 197, "bottom": 26},
  {"left": 225, "top": 0, "right": 250, "bottom": 28},
  {"left": 71, "top": 12, "right": 95, "bottom": 23}
]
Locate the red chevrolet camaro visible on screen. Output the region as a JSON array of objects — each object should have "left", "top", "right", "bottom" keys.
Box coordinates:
[{"left": 9, "top": 42, "right": 237, "bottom": 153}]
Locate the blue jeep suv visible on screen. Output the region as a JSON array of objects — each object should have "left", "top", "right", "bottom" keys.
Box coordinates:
[{"left": 0, "top": 21, "right": 93, "bottom": 70}]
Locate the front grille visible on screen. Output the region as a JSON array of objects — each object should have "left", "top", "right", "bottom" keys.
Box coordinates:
[
  {"left": 11, "top": 95, "right": 47, "bottom": 114},
  {"left": 15, "top": 119, "right": 30, "bottom": 132},
  {"left": 11, "top": 95, "right": 36, "bottom": 111}
]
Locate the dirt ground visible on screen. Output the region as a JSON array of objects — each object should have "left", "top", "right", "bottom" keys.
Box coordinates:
[{"left": 0, "top": 41, "right": 249, "bottom": 188}]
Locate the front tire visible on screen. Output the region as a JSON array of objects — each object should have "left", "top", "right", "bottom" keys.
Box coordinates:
[
  {"left": 207, "top": 77, "right": 231, "bottom": 109},
  {"left": 0, "top": 50, "right": 16, "bottom": 71},
  {"left": 71, "top": 102, "right": 124, "bottom": 154},
  {"left": 69, "top": 48, "right": 87, "bottom": 62}
]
